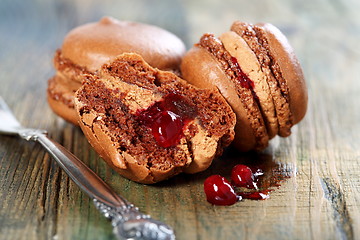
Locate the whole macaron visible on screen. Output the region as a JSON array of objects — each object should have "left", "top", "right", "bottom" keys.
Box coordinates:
[
  {"left": 47, "top": 16, "right": 186, "bottom": 125},
  {"left": 181, "top": 21, "right": 307, "bottom": 151}
]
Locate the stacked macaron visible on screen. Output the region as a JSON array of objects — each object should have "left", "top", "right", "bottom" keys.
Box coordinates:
[
  {"left": 47, "top": 17, "right": 307, "bottom": 183},
  {"left": 181, "top": 21, "right": 307, "bottom": 151},
  {"left": 48, "top": 17, "right": 186, "bottom": 124}
]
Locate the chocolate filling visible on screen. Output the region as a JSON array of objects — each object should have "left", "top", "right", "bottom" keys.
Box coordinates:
[
  {"left": 198, "top": 34, "right": 268, "bottom": 149},
  {"left": 47, "top": 50, "right": 93, "bottom": 108},
  {"left": 53, "top": 50, "right": 92, "bottom": 80},
  {"left": 253, "top": 26, "right": 290, "bottom": 102}
]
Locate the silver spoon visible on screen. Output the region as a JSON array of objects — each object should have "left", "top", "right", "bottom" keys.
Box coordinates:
[{"left": 0, "top": 96, "right": 175, "bottom": 240}]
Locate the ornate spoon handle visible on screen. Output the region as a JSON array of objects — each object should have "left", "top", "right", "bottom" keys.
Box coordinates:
[{"left": 18, "top": 129, "right": 175, "bottom": 240}]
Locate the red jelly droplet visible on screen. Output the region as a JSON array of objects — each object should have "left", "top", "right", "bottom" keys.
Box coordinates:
[
  {"left": 204, "top": 175, "right": 239, "bottom": 206},
  {"left": 137, "top": 93, "right": 196, "bottom": 148},
  {"left": 152, "top": 111, "right": 183, "bottom": 148},
  {"left": 238, "top": 190, "right": 270, "bottom": 200},
  {"left": 231, "top": 164, "right": 256, "bottom": 189}
]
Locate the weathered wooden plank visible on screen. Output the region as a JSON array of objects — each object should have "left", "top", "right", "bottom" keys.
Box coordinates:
[{"left": 1, "top": 0, "right": 360, "bottom": 239}]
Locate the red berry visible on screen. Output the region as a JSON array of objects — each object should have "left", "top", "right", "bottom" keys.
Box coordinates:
[
  {"left": 230, "top": 57, "right": 255, "bottom": 90},
  {"left": 231, "top": 164, "right": 256, "bottom": 189},
  {"left": 204, "top": 175, "right": 239, "bottom": 206}
]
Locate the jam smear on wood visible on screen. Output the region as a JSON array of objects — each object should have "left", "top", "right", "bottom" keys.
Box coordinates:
[{"left": 204, "top": 152, "right": 293, "bottom": 205}]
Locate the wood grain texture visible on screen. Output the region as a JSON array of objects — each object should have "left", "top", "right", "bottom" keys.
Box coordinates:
[{"left": 1, "top": 0, "right": 360, "bottom": 239}]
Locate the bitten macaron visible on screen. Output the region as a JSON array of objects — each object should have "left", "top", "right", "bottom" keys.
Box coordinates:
[
  {"left": 181, "top": 21, "right": 307, "bottom": 151},
  {"left": 47, "top": 16, "right": 186, "bottom": 125},
  {"left": 74, "top": 53, "right": 236, "bottom": 183}
]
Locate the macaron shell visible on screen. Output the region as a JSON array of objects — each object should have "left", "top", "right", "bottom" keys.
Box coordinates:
[
  {"left": 62, "top": 16, "right": 186, "bottom": 72},
  {"left": 181, "top": 46, "right": 257, "bottom": 151},
  {"left": 219, "top": 31, "right": 278, "bottom": 139},
  {"left": 47, "top": 94, "right": 79, "bottom": 124},
  {"left": 257, "top": 23, "right": 307, "bottom": 124}
]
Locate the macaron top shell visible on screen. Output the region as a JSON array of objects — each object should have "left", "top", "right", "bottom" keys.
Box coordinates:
[{"left": 61, "top": 16, "right": 186, "bottom": 72}]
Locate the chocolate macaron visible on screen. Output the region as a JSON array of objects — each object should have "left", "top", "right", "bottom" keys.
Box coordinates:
[
  {"left": 48, "top": 16, "right": 186, "bottom": 125},
  {"left": 74, "top": 53, "right": 236, "bottom": 184},
  {"left": 181, "top": 21, "right": 307, "bottom": 151}
]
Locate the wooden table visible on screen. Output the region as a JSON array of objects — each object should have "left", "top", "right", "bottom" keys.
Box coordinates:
[{"left": 1, "top": 0, "right": 360, "bottom": 239}]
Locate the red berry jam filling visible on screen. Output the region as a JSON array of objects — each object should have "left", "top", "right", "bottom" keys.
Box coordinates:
[
  {"left": 230, "top": 57, "right": 258, "bottom": 100},
  {"left": 204, "top": 175, "right": 240, "bottom": 206},
  {"left": 204, "top": 153, "right": 293, "bottom": 205},
  {"left": 230, "top": 57, "right": 255, "bottom": 90},
  {"left": 137, "top": 93, "right": 196, "bottom": 148}
]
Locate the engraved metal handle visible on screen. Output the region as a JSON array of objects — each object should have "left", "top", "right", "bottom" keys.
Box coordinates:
[
  {"left": 17, "top": 129, "right": 175, "bottom": 240},
  {"left": 18, "top": 128, "right": 127, "bottom": 208}
]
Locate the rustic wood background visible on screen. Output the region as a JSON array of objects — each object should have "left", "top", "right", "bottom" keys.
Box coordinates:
[{"left": 1, "top": 0, "right": 360, "bottom": 239}]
